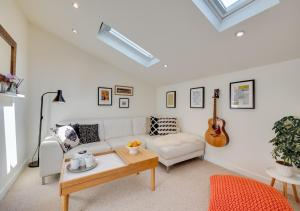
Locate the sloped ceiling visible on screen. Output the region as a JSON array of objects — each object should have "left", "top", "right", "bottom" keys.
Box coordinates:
[{"left": 17, "top": 0, "right": 300, "bottom": 86}]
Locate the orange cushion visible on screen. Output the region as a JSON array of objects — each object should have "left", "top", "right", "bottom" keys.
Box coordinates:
[{"left": 209, "top": 175, "right": 293, "bottom": 211}]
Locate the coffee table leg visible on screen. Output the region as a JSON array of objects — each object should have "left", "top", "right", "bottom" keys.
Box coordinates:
[
  {"left": 283, "top": 182, "right": 288, "bottom": 198},
  {"left": 270, "top": 178, "right": 276, "bottom": 187},
  {"left": 292, "top": 185, "right": 299, "bottom": 203},
  {"left": 151, "top": 168, "right": 155, "bottom": 191},
  {"left": 61, "top": 194, "right": 69, "bottom": 211}
]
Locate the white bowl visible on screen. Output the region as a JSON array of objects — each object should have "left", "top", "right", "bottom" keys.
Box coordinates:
[{"left": 127, "top": 146, "right": 139, "bottom": 155}]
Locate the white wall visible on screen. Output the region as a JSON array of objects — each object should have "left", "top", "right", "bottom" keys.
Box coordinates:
[
  {"left": 27, "top": 25, "right": 156, "bottom": 156},
  {"left": 156, "top": 59, "right": 300, "bottom": 181},
  {"left": 0, "top": 0, "right": 29, "bottom": 200}
]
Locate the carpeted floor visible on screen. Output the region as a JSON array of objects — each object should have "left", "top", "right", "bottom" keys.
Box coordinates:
[{"left": 0, "top": 159, "right": 299, "bottom": 211}]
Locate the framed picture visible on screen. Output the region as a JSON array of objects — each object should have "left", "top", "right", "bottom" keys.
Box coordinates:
[
  {"left": 98, "top": 87, "right": 112, "bottom": 106},
  {"left": 115, "top": 85, "right": 133, "bottom": 96},
  {"left": 119, "top": 98, "right": 129, "bottom": 108},
  {"left": 230, "top": 79, "right": 255, "bottom": 109},
  {"left": 190, "top": 87, "right": 205, "bottom": 108},
  {"left": 166, "top": 91, "right": 176, "bottom": 108}
]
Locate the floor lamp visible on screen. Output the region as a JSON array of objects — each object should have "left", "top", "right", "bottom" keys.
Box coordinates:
[{"left": 28, "top": 90, "right": 65, "bottom": 168}]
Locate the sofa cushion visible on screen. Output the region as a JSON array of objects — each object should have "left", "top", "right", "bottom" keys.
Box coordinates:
[
  {"left": 106, "top": 135, "right": 152, "bottom": 149},
  {"left": 55, "top": 126, "right": 80, "bottom": 152},
  {"left": 56, "top": 123, "right": 80, "bottom": 136},
  {"left": 156, "top": 117, "right": 177, "bottom": 136},
  {"left": 78, "top": 124, "right": 100, "bottom": 144},
  {"left": 149, "top": 116, "right": 159, "bottom": 136},
  {"left": 64, "top": 141, "right": 111, "bottom": 158},
  {"left": 104, "top": 118, "right": 133, "bottom": 139},
  {"left": 58, "top": 119, "right": 105, "bottom": 141},
  {"left": 147, "top": 133, "right": 205, "bottom": 160},
  {"left": 132, "top": 117, "right": 148, "bottom": 135},
  {"left": 149, "top": 117, "right": 177, "bottom": 136}
]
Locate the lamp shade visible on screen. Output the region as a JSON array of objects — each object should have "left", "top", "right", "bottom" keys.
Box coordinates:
[{"left": 53, "top": 90, "right": 65, "bottom": 103}]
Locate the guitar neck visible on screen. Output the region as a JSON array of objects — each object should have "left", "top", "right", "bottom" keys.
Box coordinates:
[{"left": 213, "top": 98, "right": 217, "bottom": 124}]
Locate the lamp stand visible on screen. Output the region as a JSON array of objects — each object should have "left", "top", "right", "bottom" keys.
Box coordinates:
[{"left": 28, "top": 92, "right": 60, "bottom": 168}]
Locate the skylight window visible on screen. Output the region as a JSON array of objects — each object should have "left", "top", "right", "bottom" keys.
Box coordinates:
[
  {"left": 97, "top": 23, "right": 159, "bottom": 67},
  {"left": 192, "top": 0, "right": 280, "bottom": 31},
  {"left": 220, "top": 0, "right": 241, "bottom": 8}
]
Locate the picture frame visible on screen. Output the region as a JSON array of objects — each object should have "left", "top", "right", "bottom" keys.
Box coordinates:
[
  {"left": 190, "top": 87, "right": 205, "bottom": 108},
  {"left": 0, "top": 24, "right": 17, "bottom": 82},
  {"left": 98, "top": 87, "right": 112, "bottom": 106},
  {"left": 166, "top": 91, "right": 176, "bottom": 108},
  {"left": 115, "top": 85, "right": 133, "bottom": 96},
  {"left": 119, "top": 98, "right": 129, "bottom": 108},
  {"left": 230, "top": 79, "right": 255, "bottom": 109}
]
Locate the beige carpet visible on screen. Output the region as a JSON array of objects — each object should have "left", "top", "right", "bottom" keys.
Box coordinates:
[{"left": 0, "top": 159, "right": 299, "bottom": 211}]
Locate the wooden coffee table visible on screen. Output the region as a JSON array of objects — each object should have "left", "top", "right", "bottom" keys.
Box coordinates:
[{"left": 59, "top": 147, "right": 158, "bottom": 211}]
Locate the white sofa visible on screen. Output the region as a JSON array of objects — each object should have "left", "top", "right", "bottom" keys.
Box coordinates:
[{"left": 40, "top": 117, "right": 205, "bottom": 184}]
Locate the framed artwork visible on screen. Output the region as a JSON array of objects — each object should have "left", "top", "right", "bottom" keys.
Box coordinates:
[
  {"left": 190, "top": 87, "right": 205, "bottom": 108},
  {"left": 166, "top": 91, "right": 176, "bottom": 108},
  {"left": 119, "top": 98, "right": 129, "bottom": 108},
  {"left": 98, "top": 87, "right": 112, "bottom": 106},
  {"left": 230, "top": 79, "right": 255, "bottom": 109},
  {"left": 115, "top": 85, "right": 133, "bottom": 96}
]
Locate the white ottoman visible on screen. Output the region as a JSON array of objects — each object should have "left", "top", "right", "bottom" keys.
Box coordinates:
[{"left": 147, "top": 133, "right": 205, "bottom": 171}]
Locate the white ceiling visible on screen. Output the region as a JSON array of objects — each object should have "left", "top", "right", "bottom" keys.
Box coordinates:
[{"left": 17, "top": 0, "right": 300, "bottom": 86}]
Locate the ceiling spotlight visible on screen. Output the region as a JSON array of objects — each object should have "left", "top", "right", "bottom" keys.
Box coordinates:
[
  {"left": 164, "top": 64, "right": 168, "bottom": 68},
  {"left": 72, "top": 2, "right": 79, "bottom": 9},
  {"left": 235, "top": 31, "right": 245, "bottom": 38},
  {"left": 72, "top": 29, "right": 78, "bottom": 34}
]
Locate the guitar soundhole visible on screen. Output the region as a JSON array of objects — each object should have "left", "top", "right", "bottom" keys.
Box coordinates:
[{"left": 212, "top": 124, "right": 221, "bottom": 135}]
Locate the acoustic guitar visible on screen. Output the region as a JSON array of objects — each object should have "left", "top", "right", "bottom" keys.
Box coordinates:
[{"left": 205, "top": 89, "right": 229, "bottom": 147}]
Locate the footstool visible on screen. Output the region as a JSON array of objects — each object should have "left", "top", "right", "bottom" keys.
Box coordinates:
[{"left": 209, "top": 175, "right": 293, "bottom": 211}]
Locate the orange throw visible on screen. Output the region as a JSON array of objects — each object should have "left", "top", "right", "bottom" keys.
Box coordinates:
[{"left": 209, "top": 175, "right": 293, "bottom": 211}]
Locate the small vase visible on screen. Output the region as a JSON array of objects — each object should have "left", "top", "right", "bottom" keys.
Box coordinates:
[
  {"left": 0, "top": 82, "right": 9, "bottom": 93},
  {"left": 275, "top": 161, "right": 293, "bottom": 177},
  {"left": 7, "top": 83, "right": 17, "bottom": 94}
]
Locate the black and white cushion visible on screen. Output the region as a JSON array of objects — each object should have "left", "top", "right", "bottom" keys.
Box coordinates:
[
  {"left": 157, "top": 117, "right": 177, "bottom": 135},
  {"left": 78, "top": 124, "right": 100, "bottom": 144},
  {"left": 56, "top": 126, "right": 80, "bottom": 152},
  {"left": 56, "top": 123, "right": 80, "bottom": 137},
  {"left": 149, "top": 116, "right": 159, "bottom": 136},
  {"left": 149, "top": 117, "right": 177, "bottom": 136}
]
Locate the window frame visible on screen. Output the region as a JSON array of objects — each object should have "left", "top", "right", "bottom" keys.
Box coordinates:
[{"left": 206, "top": 0, "right": 255, "bottom": 20}]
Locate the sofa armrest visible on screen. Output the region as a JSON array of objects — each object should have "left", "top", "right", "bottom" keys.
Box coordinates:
[{"left": 40, "top": 136, "right": 64, "bottom": 178}]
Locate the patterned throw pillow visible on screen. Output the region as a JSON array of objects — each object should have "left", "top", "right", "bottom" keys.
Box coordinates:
[
  {"left": 149, "top": 116, "right": 159, "bottom": 136},
  {"left": 157, "top": 117, "right": 177, "bottom": 135},
  {"left": 56, "top": 126, "right": 80, "bottom": 152},
  {"left": 149, "top": 117, "right": 177, "bottom": 136},
  {"left": 78, "top": 124, "right": 100, "bottom": 144},
  {"left": 56, "top": 123, "right": 80, "bottom": 137}
]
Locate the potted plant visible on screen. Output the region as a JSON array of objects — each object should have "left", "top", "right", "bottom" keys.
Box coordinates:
[{"left": 270, "top": 116, "right": 300, "bottom": 177}]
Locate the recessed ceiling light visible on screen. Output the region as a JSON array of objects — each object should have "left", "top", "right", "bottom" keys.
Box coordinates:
[
  {"left": 72, "top": 2, "right": 79, "bottom": 9},
  {"left": 72, "top": 29, "right": 78, "bottom": 34},
  {"left": 235, "top": 31, "right": 245, "bottom": 37},
  {"left": 164, "top": 64, "right": 168, "bottom": 68}
]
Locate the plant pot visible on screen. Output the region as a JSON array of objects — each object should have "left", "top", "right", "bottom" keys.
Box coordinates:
[
  {"left": 294, "top": 166, "right": 300, "bottom": 177},
  {"left": 275, "top": 161, "right": 293, "bottom": 177}
]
